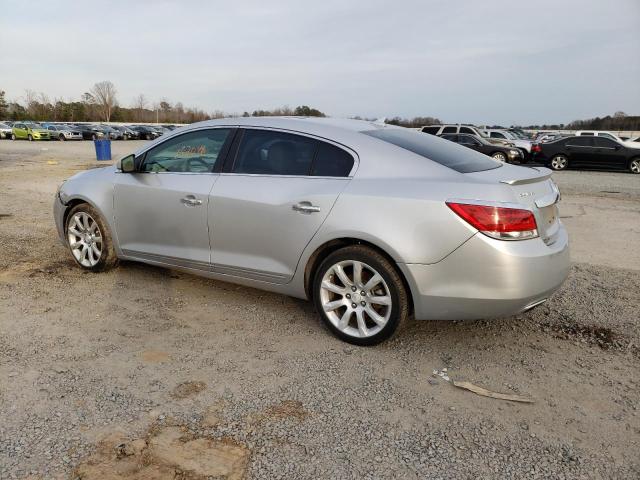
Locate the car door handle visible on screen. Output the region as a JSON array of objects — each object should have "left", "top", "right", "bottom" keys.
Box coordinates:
[
  {"left": 292, "top": 201, "right": 320, "bottom": 214},
  {"left": 180, "top": 195, "right": 202, "bottom": 207}
]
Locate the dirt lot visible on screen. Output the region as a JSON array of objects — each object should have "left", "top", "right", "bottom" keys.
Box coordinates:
[{"left": 1, "top": 139, "right": 639, "bottom": 479}]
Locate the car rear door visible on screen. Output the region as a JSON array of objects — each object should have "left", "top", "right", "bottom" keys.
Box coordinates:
[
  {"left": 209, "top": 128, "right": 355, "bottom": 284},
  {"left": 564, "top": 136, "right": 594, "bottom": 166},
  {"left": 113, "top": 128, "right": 234, "bottom": 269}
]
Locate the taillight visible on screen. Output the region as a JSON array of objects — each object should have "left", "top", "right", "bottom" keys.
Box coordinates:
[
  {"left": 446, "top": 202, "right": 538, "bottom": 240},
  {"left": 531, "top": 144, "right": 542, "bottom": 153}
]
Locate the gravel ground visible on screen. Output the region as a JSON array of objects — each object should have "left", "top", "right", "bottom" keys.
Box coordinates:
[{"left": 1, "top": 140, "right": 639, "bottom": 479}]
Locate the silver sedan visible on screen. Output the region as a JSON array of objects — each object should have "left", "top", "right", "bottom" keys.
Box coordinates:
[{"left": 53, "top": 117, "right": 569, "bottom": 345}]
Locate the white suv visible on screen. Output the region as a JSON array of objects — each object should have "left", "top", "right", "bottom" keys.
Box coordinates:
[{"left": 484, "top": 129, "right": 532, "bottom": 157}]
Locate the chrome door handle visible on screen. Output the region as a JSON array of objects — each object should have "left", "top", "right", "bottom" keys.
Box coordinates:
[
  {"left": 292, "top": 201, "right": 320, "bottom": 214},
  {"left": 180, "top": 195, "right": 202, "bottom": 207}
]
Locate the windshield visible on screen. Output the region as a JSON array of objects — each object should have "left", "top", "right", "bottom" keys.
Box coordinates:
[{"left": 363, "top": 128, "right": 501, "bottom": 173}]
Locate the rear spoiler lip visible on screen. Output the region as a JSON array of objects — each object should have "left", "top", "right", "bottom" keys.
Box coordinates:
[{"left": 499, "top": 167, "right": 552, "bottom": 186}]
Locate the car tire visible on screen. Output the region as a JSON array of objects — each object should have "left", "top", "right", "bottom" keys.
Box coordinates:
[
  {"left": 65, "top": 203, "right": 119, "bottom": 272},
  {"left": 91, "top": 134, "right": 97, "bottom": 141},
  {"left": 11, "top": 133, "right": 16, "bottom": 140},
  {"left": 313, "top": 245, "right": 409, "bottom": 346},
  {"left": 28, "top": 134, "right": 33, "bottom": 141},
  {"left": 146, "top": 134, "right": 152, "bottom": 140},
  {"left": 629, "top": 157, "right": 640, "bottom": 174},
  {"left": 549, "top": 154, "right": 569, "bottom": 171},
  {"left": 59, "top": 134, "right": 65, "bottom": 141},
  {"left": 491, "top": 152, "right": 507, "bottom": 162}
]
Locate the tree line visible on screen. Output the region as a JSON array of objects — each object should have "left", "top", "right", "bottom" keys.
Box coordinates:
[{"left": 516, "top": 112, "right": 640, "bottom": 131}]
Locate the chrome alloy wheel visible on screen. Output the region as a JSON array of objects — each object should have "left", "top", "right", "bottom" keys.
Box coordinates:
[
  {"left": 319, "top": 260, "right": 392, "bottom": 338},
  {"left": 630, "top": 159, "right": 640, "bottom": 174},
  {"left": 551, "top": 155, "right": 568, "bottom": 170},
  {"left": 67, "top": 212, "right": 103, "bottom": 267},
  {"left": 492, "top": 152, "right": 507, "bottom": 162}
]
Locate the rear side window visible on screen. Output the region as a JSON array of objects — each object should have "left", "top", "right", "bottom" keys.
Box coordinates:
[
  {"left": 442, "top": 126, "right": 457, "bottom": 134},
  {"left": 233, "top": 130, "right": 316, "bottom": 176},
  {"left": 363, "top": 128, "right": 500, "bottom": 173},
  {"left": 567, "top": 137, "right": 592, "bottom": 146},
  {"left": 421, "top": 126, "right": 440, "bottom": 135},
  {"left": 459, "top": 127, "right": 475, "bottom": 134},
  {"left": 579, "top": 132, "right": 594, "bottom": 136},
  {"left": 311, "top": 142, "right": 354, "bottom": 177}
]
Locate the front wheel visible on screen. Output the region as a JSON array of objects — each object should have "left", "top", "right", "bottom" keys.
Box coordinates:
[
  {"left": 11, "top": 133, "right": 16, "bottom": 140},
  {"left": 65, "top": 204, "right": 118, "bottom": 272},
  {"left": 28, "top": 134, "right": 33, "bottom": 141},
  {"left": 491, "top": 151, "right": 507, "bottom": 162},
  {"left": 59, "top": 134, "right": 65, "bottom": 141},
  {"left": 630, "top": 158, "right": 640, "bottom": 174},
  {"left": 313, "top": 246, "right": 409, "bottom": 346},
  {"left": 550, "top": 154, "right": 569, "bottom": 171},
  {"left": 91, "top": 134, "right": 97, "bottom": 141}
]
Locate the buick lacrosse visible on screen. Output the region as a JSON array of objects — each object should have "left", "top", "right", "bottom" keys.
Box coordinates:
[{"left": 54, "top": 117, "right": 569, "bottom": 345}]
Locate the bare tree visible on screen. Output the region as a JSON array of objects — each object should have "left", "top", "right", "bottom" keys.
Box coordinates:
[
  {"left": 133, "top": 94, "right": 147, "bottom": 121},
  {"left": 90, "top": 81, "right": 117, "bottom": 122}
]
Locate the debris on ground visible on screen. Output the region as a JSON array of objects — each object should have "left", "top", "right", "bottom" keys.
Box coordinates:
[{"left": 452, "top": 380, "right": 534, "bottom": 403}]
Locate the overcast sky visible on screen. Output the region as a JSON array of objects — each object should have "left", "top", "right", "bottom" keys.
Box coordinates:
[{"left": 1, "top": 0, "right": 638, "bottom": 125}]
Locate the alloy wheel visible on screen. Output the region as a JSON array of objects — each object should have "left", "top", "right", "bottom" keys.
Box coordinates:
[
  {"left": 319, "top": 260, "right": 392, "bottom": 338},
  {"left": 630, "top": 159, "right": 640, "bottom": 174},
  {"left": 67, "top": 212, "right": 103, "bottom": 267},
  {"left": 551, "top": 155, "right": 568, "bottom": 170},
  {"left": 492, "top": 152, "right": 506, "bottom": 162}
]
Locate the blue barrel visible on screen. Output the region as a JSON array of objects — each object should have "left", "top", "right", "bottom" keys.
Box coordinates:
[{"left": 94, "top": 139, "right": 112, "bottom": 161}]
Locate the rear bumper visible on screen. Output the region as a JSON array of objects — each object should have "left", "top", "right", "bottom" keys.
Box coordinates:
[{"left": 399, "top": 226, "right": 570, "bottom": 320}]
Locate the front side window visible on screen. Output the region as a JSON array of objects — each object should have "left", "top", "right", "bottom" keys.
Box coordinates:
[
  {"left": 594, "top": 137, "right": 617, "bottom": 148},
  {"left": 459, "top": 135, "right": 480, "bottom": 146},
  {"left": 421, "top": 126, "right": 440, "bottom": 135},
  {"left": 142, "top": 128, "right": 231, "bottom": 173},
  {"left": 459, "top": 127, "right": 475, "bottom": 134},
  {"left": 442, "top": 126, "right": 457, "bottom": 134},
  {"left": 490, "top": 132, "right": 506, "bottom": 139},
  {"left": 232, "top": 130, "right": 316, "bottom": 176},
  {"left": 599, "top": 133, "right": 617, "bottom": 141}
]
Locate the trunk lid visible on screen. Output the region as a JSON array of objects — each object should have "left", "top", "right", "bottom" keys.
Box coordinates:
[{"left": 465, "top": 164, "right": 561, "bottom": 245}]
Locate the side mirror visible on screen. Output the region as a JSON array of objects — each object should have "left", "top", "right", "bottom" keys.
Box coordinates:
[{"left": 118, "top": 154, "right": 136, "bottom": 173}]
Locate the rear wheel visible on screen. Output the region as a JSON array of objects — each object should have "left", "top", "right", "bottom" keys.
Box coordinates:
[
  {"left": 65, "top": 204, "right": 118, "bottom": 272},
  {"left": 91, "top": 134, "right": 97, "bottom": 141},
  {"left": 28, "top": 134, "right": 33, "bottom": 141},
  {"left": 11, "top": 133, "right": 16, "bottom": 140},
  {"left": 313, "top": 246, "right": 408, "bottom": 346},
  {"left": 550, "top": 154, "right": 569, "bottom": 171},
  {"left": 491, "top": 151, "right": 507, "bottom": 162},
  {"left": 59, "top": 134, "right": 65, "bottom": 141},
  {"left": 630, "top": 158, "right": 640, "bottom": 174}
]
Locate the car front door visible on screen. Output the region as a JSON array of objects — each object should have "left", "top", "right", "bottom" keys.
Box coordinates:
[
  {"left": 113, "top": 128, "right": 234, "bottom": 269},
  {"left": 593, "top": 137, "right": 627, "bottom": 169},
  {"left": 458, "top": 134, "right": 483, "bottom": 153},
  {"left": 14, "top": 124, "right": 26, "bottom": 139},
  {"left": 209, "top": 128, "right": 355, "bottom": 284}
]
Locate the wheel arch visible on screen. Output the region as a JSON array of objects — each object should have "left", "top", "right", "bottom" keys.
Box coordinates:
[
  {"left": 303, "top": 237, "right": 414, "bottom": 314},
  {"left": 61, "top": 196, "right": 108, "bottom": 234}
]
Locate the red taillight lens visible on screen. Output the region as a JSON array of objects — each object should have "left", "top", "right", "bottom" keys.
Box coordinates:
[
  {"left": 446, "top": 202, "right": 538, "bottom": 240},
  {"left": 531, "top": 144, "right": 541, "bottom": 153}
]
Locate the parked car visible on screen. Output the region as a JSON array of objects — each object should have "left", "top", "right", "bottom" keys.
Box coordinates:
[
  {"left": 46, "top": 124, "right": 83, "bottom": 141},
  {"left": 534, "top": 132, "right": 565, "bottom": 143},
  {"left": 53, "top": 117, "right": 569, "bottom": 345},
  {"left": 440, "top": 133, "right": 524, "bottom": 163},
  {"left": 11, "top": 123, "right": 50, "bottom": 141},
  {"left": 74, "top": 124, "right": 106, "bottom": 140},
  {"left": 422, "top": 124, "right": 513, "bottom": 147},
  {"left": 0, "top": 122, "right": 12, "bottom": 139},
  {"left": 630, "top": 136, "right": 640, "bottom": 143},
  {"left": 110, "top": 125, "right": 139, "bottom": 140},
  {"left": 99, "top": 125, "right": 124, "bottom": 140},
  {"left": 575, "top": 130, "right": 640, "bottom": 148},
  {"left": 130, "top": 125, "right": 161, "bottom": 140},
  {"left": 531, "top": 135, "right": 640, "bottom": 173},
  {"left": 484, "top": 129, "right": 533, "bottom": 159}
]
